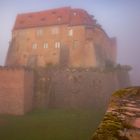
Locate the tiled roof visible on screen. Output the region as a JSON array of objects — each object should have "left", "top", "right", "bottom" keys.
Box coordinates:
[{"left": 13, "top": 7, "right": 95, "bottom": 30}]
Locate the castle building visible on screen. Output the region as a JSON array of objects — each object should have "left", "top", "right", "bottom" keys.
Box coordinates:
[
  {"left": 6, "top": 7, "right": 117, "bottom": 68},
  {"left": 0, "top": 7, "right": 130, "bottom": 115}
]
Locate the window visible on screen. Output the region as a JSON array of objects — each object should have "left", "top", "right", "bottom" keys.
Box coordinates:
[
  {"left": 32, "top": 43, "right": 37, "bottom": 49},
  {"left": 68, "top": 29, "right": 73, "bottom": 36},
  {"left": 19, "top": 30, "right": 26, "bottom": 37},
  {"left": 73, "top": 41, "right": 78, "bottom": 48},
  {"left": 51, "top": 27, "right": 59, "bottom": 34},
  {"left": 44, "top": 42, "right": 48, "bottom": 48},
  {"left": 37, "top": 29, "right": 43, "bottom": 36},
  {"left": 55, "top": 42, "right": 61, "bottom": 48}
]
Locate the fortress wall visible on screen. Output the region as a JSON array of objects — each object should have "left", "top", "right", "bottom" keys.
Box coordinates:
[
  {"left": 49, "top": 70, "right": 119, "bottom": 109},
  {"left": 0, "top": 66, "right": 130, "bottom": 114},
  {"left": 0, "top": 67, "right": 34, "bottom": 115},
  {"left": 35, "top": 68, "right": 129, "bottom": 109}
]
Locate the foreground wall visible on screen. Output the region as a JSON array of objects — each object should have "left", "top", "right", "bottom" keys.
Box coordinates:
[
  {"left": 0, "top": 66, "right": 34, "bottom": 115},
  {"left": 92, "top": 87, "right": 140, "bottom": 140}
]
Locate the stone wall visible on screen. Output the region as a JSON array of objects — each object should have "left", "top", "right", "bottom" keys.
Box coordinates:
[
  {"left": 34, "top": 68, "right": 130, "bottom": 109},
  {"left": 0, "top": 66, "right": 130, "bottom": 114},
  {"left": 0, "top": 66, "right": 34, "bottom": 115}
]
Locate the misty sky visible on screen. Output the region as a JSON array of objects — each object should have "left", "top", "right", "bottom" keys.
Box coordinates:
[{"left": 0, "top": 0, "right": 140, "bottom": 85}]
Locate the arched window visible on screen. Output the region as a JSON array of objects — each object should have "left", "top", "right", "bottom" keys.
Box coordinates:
[
  {"left": 55, "top": 42, "right": 61, "bottom": 48},
  {"left": 43, "top": 42, "right": 48, "bottom": 48},
  {"left": 32, "top": 43, "right": 37, "bottom": 49},
  {"left": 68, "top": 29, "right": 73, "bottom": 36}
]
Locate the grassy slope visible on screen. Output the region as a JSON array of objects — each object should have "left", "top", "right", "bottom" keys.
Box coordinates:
[{"left": 0, "top": 109, "right": 104, "bottom": 140}]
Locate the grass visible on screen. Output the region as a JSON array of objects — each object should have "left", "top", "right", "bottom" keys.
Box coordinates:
[{"left": 0, "top": 109, "right": 104, "bottom": 140}]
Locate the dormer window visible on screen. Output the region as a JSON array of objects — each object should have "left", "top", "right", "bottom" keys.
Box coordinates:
[
  {"left": 73, "top": 12, "right": 77, "bottom": 16},
  {"left": 32, "top": 43, "right": 37, "bottom": 49}
]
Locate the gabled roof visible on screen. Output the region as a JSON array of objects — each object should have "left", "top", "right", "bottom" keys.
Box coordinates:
[{"left": 13, "top": 7, "right": 95, "bottom": 30}]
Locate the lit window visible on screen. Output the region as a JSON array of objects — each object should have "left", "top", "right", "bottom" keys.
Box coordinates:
[
  {"left": 68, "top": 29, "right": 73, "bottom": 36},
  {"left": 37, "top": 29, "right": 43, "bottom": 36},
  {"left": 51, "top": 27, "right": 59, "bottom": 34},
  {"left": 44, "top": 43, "right": 48, "bottom": 48},
  {"left": 55, "top": 42, "right": 61, "bottom": 48},
  {"left": 32, "top": 43, "right": 37, "bottom": 49}
]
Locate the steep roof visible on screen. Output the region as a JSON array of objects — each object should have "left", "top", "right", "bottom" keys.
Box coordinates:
[{"left": 13, "top": 7, "right": 95, "bottom": 30}]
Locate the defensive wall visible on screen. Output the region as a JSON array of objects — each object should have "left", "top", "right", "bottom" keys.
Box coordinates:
[
  {"left": 34, "top": 67, "right": 130, "bottom": 109},
  {"left": 0, "top": 66, "right": 34, "bottom": 115},
  {"left": 0, "top": 66, "right": 130, "bottom": 115}
]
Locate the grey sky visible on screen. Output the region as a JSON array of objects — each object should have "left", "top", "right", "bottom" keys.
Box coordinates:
[{"left": 0, "top": 0, "right": 140, "bottom": 85}]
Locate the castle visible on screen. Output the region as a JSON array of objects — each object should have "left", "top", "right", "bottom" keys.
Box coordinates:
[
  {"left": 6, "top": 7, "right": 117, "bottom": 68},
  {"left": 0, "top": 7, "right": 130, "bottom": 115}
]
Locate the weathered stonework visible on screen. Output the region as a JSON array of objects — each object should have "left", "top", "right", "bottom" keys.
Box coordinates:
[
  {"left": 34, "top": 67, "right": 130, "bottom": 109},
  {"left": 0, "top": 66, "right": 34, "bottom": 115}
]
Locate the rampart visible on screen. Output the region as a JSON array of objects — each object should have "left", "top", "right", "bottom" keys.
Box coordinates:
[
  {"left": 0, "top": 66, "right": 130, "bottom": 114},
  {"left": 34, "top": 67, "right": 130, "bottom": 109}
]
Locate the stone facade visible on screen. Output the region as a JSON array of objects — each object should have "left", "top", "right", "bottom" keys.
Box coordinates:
[
  {"left": 5, "top": 7, "right": 117, "bottom": 68},
  {"left": 0, "top": 66, "right": 34, "bottom": 115}
]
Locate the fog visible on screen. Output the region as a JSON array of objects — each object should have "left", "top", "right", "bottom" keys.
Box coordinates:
[{"left": 0, "top": 0, "right": 140, "bottom": 85}]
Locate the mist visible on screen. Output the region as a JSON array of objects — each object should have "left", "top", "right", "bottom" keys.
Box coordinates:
[{"left": 0, "top": 0, "right": 140, "bottom": 85}]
